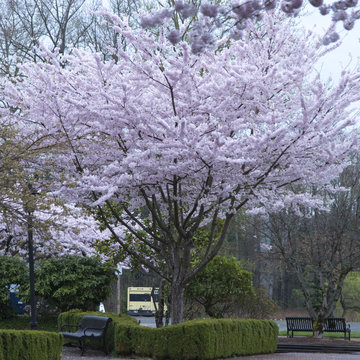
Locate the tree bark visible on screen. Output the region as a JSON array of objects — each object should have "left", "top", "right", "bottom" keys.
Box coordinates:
[
  {"left": 153, "top": 282, "right": 164, "bottom": 328},
  {"left": 170, "top": 281, "right": 185, "bottom": 324},
  {"left": 313, "top": 314, "right": 325, "bottom": 338}
]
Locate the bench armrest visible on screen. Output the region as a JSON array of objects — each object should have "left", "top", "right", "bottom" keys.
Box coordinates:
[
  {"left": 84, "top": 326, "right": 106, "bottom": 336},
  {"left": 61, "top": 324, "right": 80, "bottom": 332}
]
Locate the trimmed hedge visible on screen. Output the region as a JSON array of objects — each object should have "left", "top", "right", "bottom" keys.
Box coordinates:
[
  {"left": 58, "top": 311, "right": 278, "bottom": 359},
  {"left": 0, "top": 330, "right": 63, "bottom": 360},
  {"left": 57, "top": 310, "right": 137, "bottom": 354},
  {"left": 115, "top": 318, "right": 278, "bottom": 359}
]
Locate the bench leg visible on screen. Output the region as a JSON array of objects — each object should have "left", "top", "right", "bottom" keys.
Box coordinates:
[
  {"left": 79, "top": 338, "right": 85, "bottom": 356},
  {"left": 103, "top": 337, "right": 108, "bottom": 355}
]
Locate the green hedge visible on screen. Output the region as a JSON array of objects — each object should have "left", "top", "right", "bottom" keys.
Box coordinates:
[
  {"left": 57, "top": 310, "right": 137, "bottom": 354},
  {"left": 58, "top": 311, "right": 278, "bottom": 359},
  {"left": 0, "top": 330, "right": 62, "bottom": 360},
  {"left": 115, "top": 318, "right": 278, "bottom": 359}
]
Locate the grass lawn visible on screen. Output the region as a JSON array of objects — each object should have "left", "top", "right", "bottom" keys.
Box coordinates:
[
  {"left": 0, "top": 315, "right": 58, "bottom": 332},
  {"left": 279, "top": 330, "right": 360, "bottom": 338}
]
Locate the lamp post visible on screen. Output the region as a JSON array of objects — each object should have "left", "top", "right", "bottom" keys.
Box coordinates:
[
  {"left": 116, "top": 265, "right": 122, "bottom": 314},
  {"left": 27, "top": 209, "right": 37, "bottom": 330},
  {"left": 26, "top": 184, "right": 38, "bottom": 330}
]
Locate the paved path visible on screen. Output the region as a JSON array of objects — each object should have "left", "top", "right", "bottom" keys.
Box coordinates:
[
  {"left": 238, "top": 353, "right": 360, "bottom": 359},
  {"left": 62, "top": 346, "right": 360, "bottom": 360},
  {"left": 62, "top": 347, "right": 112, "bottom": 359}
]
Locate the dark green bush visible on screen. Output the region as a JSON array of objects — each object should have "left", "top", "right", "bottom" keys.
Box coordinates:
[
  {"left": 185, "top": 256, "right": 254, "bottom": 318},
  {"left": 0, "top": 330, "right": 62, "bottom": 360},
  {"left": 22, "top": 256, "right": 116, "bottom": 312},
  {"left": 114, "top": 318, "right": 278, "bottom": 359},
  {"left": 58, "top": 311, "right": 277, "bottom": 359}
]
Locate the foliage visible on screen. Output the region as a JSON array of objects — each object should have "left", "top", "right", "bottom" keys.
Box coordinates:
[
  {"left": 186, "top": 256, "right": 254, "bottom": 318},
  {"left": 58, "top": 310, "right": 277, "bottom": 358},
  {"left": 232, "top": 288, "right": 279, "bottom": 319},
  {"left": 114, "top": 317, "right": 278, "bottom": 359},
  {"left": 0, "top": 315, "right": 58, "bottom": 332},
  {"left": 339, "top": 272, "right": 360, "bottom": 319},
  {"left": 0, "top": 329, "right": 62, "bottom": 360},
  {"left": 0, "top": 256, "right": 27, "bottom": 319},
  {"left": 21, "top": 256, "right": 116, "bottom": 312}
]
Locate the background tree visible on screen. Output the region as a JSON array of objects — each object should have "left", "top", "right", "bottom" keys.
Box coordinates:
[
  {"left": 234, "top": 288, "right": 279, "bottom": 319},
  {"left": 262, "top": 159, "right": 360, "bottom": 337},
  {"left": 339, "top": 272, "right": 360, "bottom": 319},
  {"left": 185, "top": 256, "right": 254, "bottom": 318},
  {"left": 0, "top": 0, "right": 101, "bottom": 78}
]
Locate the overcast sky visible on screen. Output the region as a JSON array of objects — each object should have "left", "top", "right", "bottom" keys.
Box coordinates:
[{"left": 300, "top": 5, "right": 360, "bottom": 80}]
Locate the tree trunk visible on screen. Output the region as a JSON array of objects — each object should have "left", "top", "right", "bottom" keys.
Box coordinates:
[
  {"left": 153, "top": 282, "right": 164, "bottom": 328},
  {"left": 313, "top": 315, "right": 325, "bottom": 338},
  {"left": 170, "top": 281, "right": 184, "bottom": 324}
]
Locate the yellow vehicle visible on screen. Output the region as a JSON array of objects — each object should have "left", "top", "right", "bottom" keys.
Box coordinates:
[{"left": 127, "top": 287, "right": 162, "bottom": 316}]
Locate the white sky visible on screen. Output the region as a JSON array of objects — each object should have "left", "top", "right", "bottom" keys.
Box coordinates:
[{"left": 300, "top": 5, "right": 360, "bottom": 80}]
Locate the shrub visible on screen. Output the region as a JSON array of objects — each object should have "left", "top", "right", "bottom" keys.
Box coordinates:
[
  {"left": 58, "top": 311, "right": 278, "bottom": 359},
  {"left": 0, "top": 330, "right": 62, "bottom": 360},
  {"left": 185, "top": 256, "right": 254, "bottom": 318},
  {"left": 22, "top": 256, "right": 116, "bottom": 312},
  {"left": 232, "top": 288, "right": 279, "bottom": 319},
  {"left": 115, "top": 318, "right": 278, "bottom": 359}
]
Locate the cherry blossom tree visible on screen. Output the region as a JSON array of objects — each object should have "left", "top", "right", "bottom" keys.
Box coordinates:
[
  {"left": 0, "top": 114, "right": 105, "bottom": 258},
  {"left": 0, "top": 201, "right": 108, "bottom": 258},
  {"left": 138, "top": 0, "right": 360, "bottom": 52},
  {"left": 3, "top": 11, "right": 360, "bottom": 323}
]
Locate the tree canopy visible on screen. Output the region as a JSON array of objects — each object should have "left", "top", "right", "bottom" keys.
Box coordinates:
[{"left": 2, "top": 9, "right": 360, "bottom": 323}]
